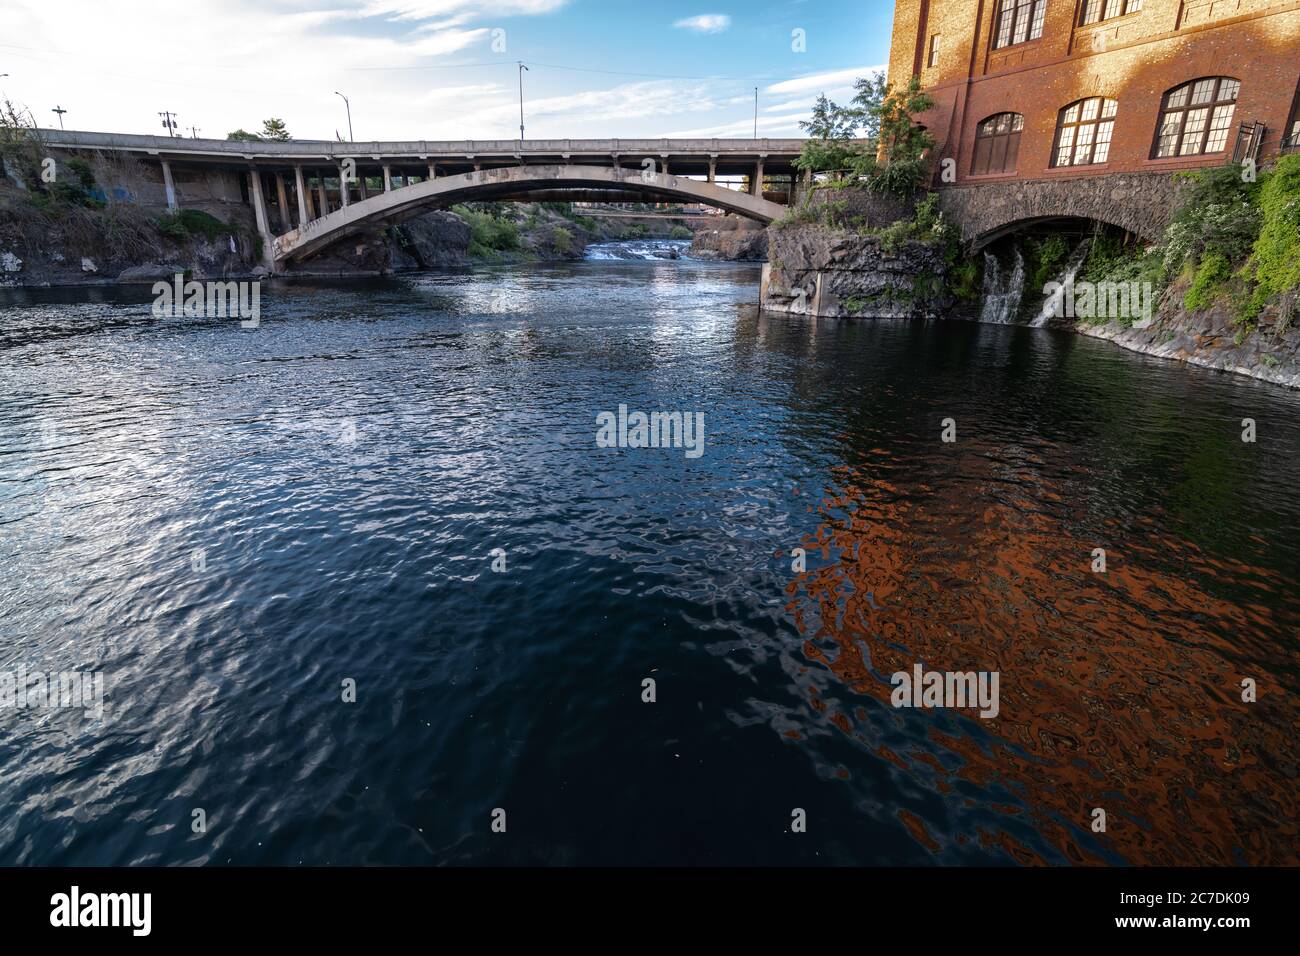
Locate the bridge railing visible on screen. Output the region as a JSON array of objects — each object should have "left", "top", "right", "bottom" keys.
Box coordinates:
[{"left": 34, "top": 129, "right": 833, "bottom": 160}]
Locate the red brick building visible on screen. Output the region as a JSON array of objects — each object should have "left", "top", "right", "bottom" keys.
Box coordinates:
[{"left": 888, "top": 0, "right": 1300, "bottom": 184}]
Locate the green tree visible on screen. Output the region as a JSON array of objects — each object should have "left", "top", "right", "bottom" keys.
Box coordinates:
[
  {"left": 795, "top": 94, "right": 861, "bottom": 174},
  {"left": 260, "top": 118, "right": 291, "bottom": 141},
  {"left": 794, "top": 73, "right": 936, "bottom": 198},
  {"left": 226, "top": 129, "right": 261, "bottom": 142},
  {"left": 849, "top": 75, "right": 936, "bottom": 198}
]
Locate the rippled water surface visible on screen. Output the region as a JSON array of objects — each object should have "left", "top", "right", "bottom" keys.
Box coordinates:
[{"left": 1, "top": 258, "right": 1297, "bottom": 866}]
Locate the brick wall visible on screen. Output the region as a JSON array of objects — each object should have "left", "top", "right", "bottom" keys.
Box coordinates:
[{"left": 888, "top": 0, "right": 1300, "bottom": 183}]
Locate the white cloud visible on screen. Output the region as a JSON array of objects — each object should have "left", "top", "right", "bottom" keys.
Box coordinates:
[
  {"left": 765, "top": 65, "right": 884, "bottom": 97},
  {"left": 673, "top": 14, "right": 731, "bottom": 34},
  {"left": 361, "top": 0, "right": 569, "bottom": 22}
]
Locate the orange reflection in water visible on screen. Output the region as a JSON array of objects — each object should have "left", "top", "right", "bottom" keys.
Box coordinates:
[{"left": 785, "top": 448, "right": 1299, "bottom": 865}]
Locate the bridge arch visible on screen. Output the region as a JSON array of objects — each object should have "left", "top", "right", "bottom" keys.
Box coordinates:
[
  {"left": 935, "top": 171, "right": 1185, "bottom": 250},
  {"left": 274, "top": 164, "right": 788, "bottom": 263}
]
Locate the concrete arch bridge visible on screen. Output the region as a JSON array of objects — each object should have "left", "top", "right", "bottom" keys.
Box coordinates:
[
  {"left": 36, "top": 131, "right": 824, "bottom": 268},
  {"left": 276, "top": 164, "right": 789, "bottom": 263}
]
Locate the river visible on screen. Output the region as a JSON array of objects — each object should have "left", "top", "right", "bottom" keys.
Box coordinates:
[{"left": 1, "top": 254, "right": 1297, "bottom": 865}]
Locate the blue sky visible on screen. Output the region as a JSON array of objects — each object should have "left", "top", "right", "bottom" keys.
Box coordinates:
[{"left": 0, "top": 0, "right": 894, "bottom": 140}]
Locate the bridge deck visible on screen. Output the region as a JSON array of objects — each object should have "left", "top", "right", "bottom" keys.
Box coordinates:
[{"left": 35, "top": 129, "right": 830, "bottom": 174}]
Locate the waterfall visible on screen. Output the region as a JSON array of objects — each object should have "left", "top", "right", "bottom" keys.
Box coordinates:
[
  {"left": 979, "top": 247, "right": 1025, "bottom": 325},
  {"left": 1030, "top": 239, "right": 1092, "bottom": 328}
]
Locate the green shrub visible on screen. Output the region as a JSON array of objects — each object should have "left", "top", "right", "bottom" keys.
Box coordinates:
[
  {"left": 66, "top": 157, "right": 96, "bottom": 190},
  {"left": 1184, "top": 251, "right": 1232, "bottom": 312},
  {"left": 452, "top": 204, "right": 520, "bottom": 258},
  {"left": 551, "top": 226, "right": 573, "bottom": 255},
  {"left": 156, "top": 209, "right": 230, "bottom": 243},
  {"left": 1238, "top": 153, "right": 1300, "bottom": 322},
  {"left": 876, "top": 218, "right": 916, "bottom": 256}
]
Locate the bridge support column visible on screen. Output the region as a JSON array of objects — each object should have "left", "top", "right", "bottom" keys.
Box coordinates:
[
  {"left": 247, "top": 170, "right": 276, "bottom": 270},
  {"left": 160, "top": 160, "right": 178, "bottom": 211},
  {"left": 383, "top": 165, "right": 392, "bottom": 192},
  {"left": 427, "top": 162, "right": 437, "bottom": 180},
  {"left": 338, "top": 166, "right": 350, "bottom": 208},
  {"left": 708, "top": 157, "right": 716, "bottom": 185},
  {"left": 751, "top": 159, "right": 764, "bottom": 197},
  {"left": 274, "top": 173, "right": 292, "bottom": 232},
  {"left": 294, "top": 166, "right": 311, "bottom": 224},
  {"left": 316, "top": 175, "right": 328, "bottom": 217}
]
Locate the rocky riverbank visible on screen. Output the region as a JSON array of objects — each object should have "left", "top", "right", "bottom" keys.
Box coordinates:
[
  {"left": 1075, "top": 291, "right": 1300, "bottom": 390},
  {"left": 689, "top": 217, "right": 768, "bottom": 261},
  {"left": 0, "top": 174, "right": 478, "bottom": 286}
]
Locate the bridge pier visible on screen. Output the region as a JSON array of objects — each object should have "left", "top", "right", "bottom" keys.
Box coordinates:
[
  {"left": 160, "top": 160, "right": 178, "bottom": 211},
  {"left": 274, "top": 173, "right": 291, "bottom": 232},
  {"left": 247, "top": 170, "right": 276, "bottom": 270},
  {"left": 428, "top": 162, "right": 437, "bottom": 180},
  {"left": 294, "top": 166, "right": 311, "bottom": 224},
  {"left": 316, "top": 176, "right": 328, "bottom": 219},
  {"left": 338, "top": 166, "right": 350, "bottom": 208},
  {"left": 751, "top": 158, "right": 764, "bottom": 197},
  {"left": 383, "top": 165, "right": 392, "bottom": 193}
]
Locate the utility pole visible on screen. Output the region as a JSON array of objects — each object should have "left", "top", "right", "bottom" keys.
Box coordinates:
[
  {"left": 159, "top": 110, "right": 178, "bottom": 137},
  {"left": 334, "top": 92, "right": 353, "bottom": 141},
  {"left": 52, "top": 105, "right": 67, "bottom": 130},
  {"left": 190, "top": 127, "right": 201, "bottom": 139},
  {"left": 518, "top": 61, "right": 529, "bottom": 142},
  {"left": 753, "top": 87, "right": 758, "bottom": 138}
]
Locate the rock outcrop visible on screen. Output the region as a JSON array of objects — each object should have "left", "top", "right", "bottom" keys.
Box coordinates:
[
  {"left": 761, "top": 224, "right": 952, "bottom": 319},
  {"left": 689, "top": 217, "right": 768, "bottom": 260}
]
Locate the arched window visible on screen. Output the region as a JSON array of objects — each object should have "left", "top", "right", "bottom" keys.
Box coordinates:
[
  {"left": 972, "top": 113, "right": 1024, "bottom": 174},
  {"left": 1152, "top": 77, "right": 1240, "bottom": 158},
  {"left": 1080, "top": 0, "right": 1142, "bottom": 24},
  {"left": 1052, "top": 97, "right": 1118, "bottom": 167},
  {"left": 993, "top": 0, "right": 1047, "bottom": 49}
]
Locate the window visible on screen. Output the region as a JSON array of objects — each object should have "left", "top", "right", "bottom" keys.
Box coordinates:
[
  {"left": 1080, "top": 0, "right": 1142, "bottom": 24},
  {"left": 928, "top": 34, "right": 941, "bottom": 68},
  {"left": 1152, "top": 77, "right": 1239, "bottom": 158},
  {"left": 1052, "top": 97, "right": 1118, "bottom": 166},
  {"left": 993, "top": 0, "right": 1046, "bottom": 49},
  {"left": 972, "top": 113, "right": 1024, "bottom": 174}
]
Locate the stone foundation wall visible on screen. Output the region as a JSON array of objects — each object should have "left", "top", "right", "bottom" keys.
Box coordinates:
[{"left": 761, "top": 224, "right": 952, "bottom": 319}]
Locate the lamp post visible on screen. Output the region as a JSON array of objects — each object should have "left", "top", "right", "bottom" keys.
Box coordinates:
[
  {"left": 334, "top": 91, "right": 353, "bottom": 142},
  {"left": 517, "top": 62, "right": 529, "bottom": 142}
]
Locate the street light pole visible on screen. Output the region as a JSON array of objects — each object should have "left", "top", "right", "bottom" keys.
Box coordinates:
[
  {"left": 518, "top": 62, "right": 529, "bottom": 142},
  {"left": 334, "top": 91, "right": 353, "bottom": 142},
  {"left": 753, "top": 87, "right": 758, "bottom": 138}
]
